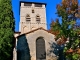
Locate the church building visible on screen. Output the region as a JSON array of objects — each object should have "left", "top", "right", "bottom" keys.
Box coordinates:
[{"left": 13, "top": 1, "right": 57, "bottom": 60}]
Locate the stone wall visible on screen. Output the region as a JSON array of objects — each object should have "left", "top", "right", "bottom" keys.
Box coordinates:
[{"left": 25, "top": 29, "right": 57, "bottom": 60}]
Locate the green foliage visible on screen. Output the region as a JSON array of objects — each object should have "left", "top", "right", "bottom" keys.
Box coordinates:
[
  {"left": 72, "top": 53, "right": 79, "bottom": 60},
  {"left": 0, "top": 0, "right": 15, "bottom": 60},
  {"left": 50, "top": 0, "right": 80, "bottom": 60},
  {"left": 66, "top": 53, "right": 79, "bottom": 60}
]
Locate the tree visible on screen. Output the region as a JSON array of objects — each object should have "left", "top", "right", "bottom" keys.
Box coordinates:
[
  {"left": 0, "top": 0, "right": 15, "bottom": 60},
  {"left": 50, "top": 0, "right": 80, "bottom": 60}
]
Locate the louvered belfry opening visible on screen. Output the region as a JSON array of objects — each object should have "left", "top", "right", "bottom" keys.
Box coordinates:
[{"left": 36, "top": 37, "right": 46, "bottom": 60}]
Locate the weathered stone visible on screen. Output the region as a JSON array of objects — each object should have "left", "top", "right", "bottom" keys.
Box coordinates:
[{"left": 13, "top": 1, "right": 58, "bottom": 60}]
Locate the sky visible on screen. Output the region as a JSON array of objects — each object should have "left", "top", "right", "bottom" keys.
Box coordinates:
[{"left": 12, "top": 0, "right": 80, "bottom": 32}]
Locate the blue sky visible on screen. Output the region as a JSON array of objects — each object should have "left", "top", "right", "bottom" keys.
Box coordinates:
[
  {"left": 12, "top": 0, "right": 80, "bottom": 31},
  {"left": 12, "top": 0, "right": 62, "bottom": 31}
]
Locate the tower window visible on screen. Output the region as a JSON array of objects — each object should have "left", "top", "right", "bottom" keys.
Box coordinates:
[
  {"left": 36, "top": 15, "right": 40, "bottom": 23},
  {"left": 32, "top": 9, "right": 35, "bottom": 13},
  {"left": 26, "top": 18, "right": 30, "bottom": 21},
  {"left": 26, "top": 14, "right": 31, "bottom": 23},
  {"left": 24, "top": 3, "right": 32, "bottom": 6},
  {"left": 35, "top": 3, "right": 42, "bottom": 7},
  {"left": 36, "top": 18, "right": 40, "bottom": 23}
]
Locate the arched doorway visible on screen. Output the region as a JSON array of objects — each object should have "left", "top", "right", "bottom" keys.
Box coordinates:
[{"left": 36, "top": 37, "right": 46, "bottom": 60}]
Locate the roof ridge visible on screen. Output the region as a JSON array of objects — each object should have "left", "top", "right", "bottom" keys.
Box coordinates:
[{"left": 16, "top": 27, "right": 55, "bottom": 38}]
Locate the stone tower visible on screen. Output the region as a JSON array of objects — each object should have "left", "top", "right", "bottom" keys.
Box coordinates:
[
  {"left": 20, "top": 1, "right": 47, "bottom": 34},
  {"left": 13, "top": 1, "right": 57, "bottom": 60}
]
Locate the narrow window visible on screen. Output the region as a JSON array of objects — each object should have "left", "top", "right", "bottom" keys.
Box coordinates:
[
  {"left": 32, "top": 9, "right": 35, "bottom": 13},
  {"left": 36, "top": 15, "right": 40, "bottom": 23},
  {"left": 26, "top": 14, "right": 31, "bottom": 23}
]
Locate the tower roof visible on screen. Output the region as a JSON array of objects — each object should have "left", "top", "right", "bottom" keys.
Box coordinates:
[{"left": 20, "top": 0, "right": 47, "bottom": 5}]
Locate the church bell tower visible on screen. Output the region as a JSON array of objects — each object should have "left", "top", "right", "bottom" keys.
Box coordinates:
[{"left": 19, "top": 2, "right": 47, "bottom": 34}]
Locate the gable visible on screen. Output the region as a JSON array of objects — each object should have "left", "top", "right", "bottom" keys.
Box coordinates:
[{"left": 16, "top": 27, "right": 55, "bottom": 38}]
